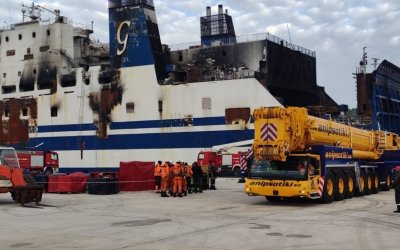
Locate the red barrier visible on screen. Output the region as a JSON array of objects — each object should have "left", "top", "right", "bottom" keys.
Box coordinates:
[
  {"left": 48, "top": 172, "right": 88, "bottom": 193},
  {"left": 119, "top": 161, "right": 155, "bottom": 191}
]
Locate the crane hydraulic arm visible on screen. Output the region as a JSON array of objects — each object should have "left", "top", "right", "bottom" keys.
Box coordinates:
[{"left": 253, "top": 107, "right": 400, "bottom": 161}]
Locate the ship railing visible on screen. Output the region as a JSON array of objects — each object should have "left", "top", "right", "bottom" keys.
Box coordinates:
[
  {"left": 69, "top": 20, "right": 93, "bottom": 32},
  {"left": 202, "top": 69, "right": 255, "bottom": 82},
  {"left": 169, "top": 32, "right": 316, "bottom": 58}
]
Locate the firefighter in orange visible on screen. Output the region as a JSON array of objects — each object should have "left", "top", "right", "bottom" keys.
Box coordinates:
[
  {"left": 154, "top": 161, "right": 162, "bottom": 193},
  {"left": 172, "top": 161, "right": 184, "bottom": 197},
  {"left": 182, "top": 162, "right": 193, "bottom": 195},
  {"left": 160, "top": 162, "right": 170, "bottom": 197},
  {"left": 167, "top": 161, "right": 174, "bottom": 196}
]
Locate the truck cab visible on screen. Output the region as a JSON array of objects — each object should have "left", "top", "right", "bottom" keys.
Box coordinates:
[
  {"left": 246, "top": 154, "right": 321, "bottom": 200},
  {"left": 0, "top": 147, "right": 20, "bottom": 191}
]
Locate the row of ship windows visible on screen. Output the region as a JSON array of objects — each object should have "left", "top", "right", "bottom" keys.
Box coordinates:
[
  {"left": 0, "top": 30, "right": 51, "bottom": 44},
  {"left": 5, "top": 45, "right": 50, "bottom": 58},
  {"left": 2, "top": 99, "right": 211, "bottom": 121},
  {"left": 2, "top": 68, "right": 37, "bottom": 78}
]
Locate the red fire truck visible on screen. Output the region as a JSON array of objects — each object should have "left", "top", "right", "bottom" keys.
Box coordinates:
[
  {"left": 197, "top": 150, "right": 243, "bottom": 176},
  {"left": 197, "top": 140, "right": 253, "bottom": 176},
  {"left": 16, "top": 150, "right": 59, "bottom": 174}
]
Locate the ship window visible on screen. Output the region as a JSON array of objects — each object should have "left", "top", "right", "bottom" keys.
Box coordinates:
[
  {"left": 27, "top": 48, "right": 31, "bottom": 54},
  {"left": 6, "top": 50, "right": 15, "bottom": 56},
  {"left": 178, "top": 52, "right": 183, "bottom": 62},
  {"left": 2, "top": 85, "right": 16, "bottom": 94},
  {"left": 4, "top": 109, "right": 9, "bottom": 117},
  {"left": 32, "top": 32, "right": 36, "bottom": 38},
  {"left": 40, "top": 45, "right": 50, "bottom": 52},
  {"left": 51, "top": 107, "right": 58, "bottom": 117},
  {"left": 33, "top": 69, "right": 37, "bottom": 75},
  {"left": 184, "top": 114, "right": 193, "bottom": 126},
  {"left": 18, "top": 71, "right": 21, "bottom": 77},
  {"left": 5, "top": 36, "right": 9, "bottom": 42},
  {"left": 47, "top": 29, "right": 51, "bottom": 36},
  {"left": 24, "top": 54, "right": 34, "bottom": 60},
  {"left": 22, "top": 108, "right": 28, "bottom": 116},
  {"left": 158, "top": 100, "right": 163, "bottom": 112},
  {"left": 202, "top": 97, "right": 211, "bottom": 110},
  {"left": 222, "top": 50, "right": 226, "bottom": 56},
  {"left": 3, "top": 73, "right": 6, "bottom": 78},
  {"left": 126, "top": 102, "right": 135, "bottom": 113},
  {"left": 19, "top": 34, "right": 22, "bottom": 40}
]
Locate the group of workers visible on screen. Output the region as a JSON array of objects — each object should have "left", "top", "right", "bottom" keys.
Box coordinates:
[{"left": 153, "top": 160, "right": 218, "bottom": 198}]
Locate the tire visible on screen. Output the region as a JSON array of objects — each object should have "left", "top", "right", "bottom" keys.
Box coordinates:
[
  {"left": 334, "top": 172, "right": 345, "bottom": 201},
  {"left": 10, "top": 191, "right": 16, "bottom": 201},
  {"left": 355, "top": 170, "right": 366, "bottom": 196},
  {"left": 364, "top": 170, "right": 373, "bottom": 195},
  {"left": 44, "top": 167, "right": 53, "bottom": 174},
  {"left": 23, "top": 173, "right": 36, "bottom": 185},
  {"left": 233, "top": 167, "right": 240, "bottom": 177},
  {"left": 345, "top": 170, "right": 355, "bottom": 199},
  {"left": 265, "top": 196, "right": 281, "bottom": 202},
  {"left": 381, "top": 173, "right": 392, "bottom": 191},
  {"left": 371, "top": 170, "right": 379, "bottom": 194},
  {"left": 322, "top": 172, "right": 335, "bottom": 203}
]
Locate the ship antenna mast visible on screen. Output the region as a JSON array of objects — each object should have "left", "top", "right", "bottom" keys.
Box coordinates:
[
  {"left": 286, "top": 23, "right": 293, "bottom": 48},
  {"left": 359, "top": 47, "right": 368, "bottom": 74},
  {"left": 372, "top": 58, "right": 380, "bottom": 70},
  {"left": 21, "top": 2, "right": 61, "bottom": 21}
]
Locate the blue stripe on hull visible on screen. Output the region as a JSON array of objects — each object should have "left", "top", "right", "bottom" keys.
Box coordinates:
[
  {"left": 38, "top": 117, "right": 227, "bottom": 133},
  {"left": 28, "top": 129, "right": 254, "bottom": 151}
]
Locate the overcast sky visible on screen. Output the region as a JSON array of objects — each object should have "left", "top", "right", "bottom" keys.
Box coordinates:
[{"left": 1, "top": 0, "right": 399, "bottom": 108}]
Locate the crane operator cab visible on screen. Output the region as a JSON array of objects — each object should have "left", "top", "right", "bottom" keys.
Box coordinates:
[
  {"left": 249, "top": 154, "right": 320, "bottom": 180},
  {"left": 246, "top": 154, "right": 321, "bottom": 198}
]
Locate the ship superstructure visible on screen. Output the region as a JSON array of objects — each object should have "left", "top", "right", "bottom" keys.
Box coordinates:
[
  {"left": 356, "top": 48, "right": 400, "bottom": 134},
  {"left": 0, "top": 1, "right": 336, "bottom": 171}
]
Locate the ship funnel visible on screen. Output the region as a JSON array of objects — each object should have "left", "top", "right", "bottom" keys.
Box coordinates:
[
  {"left": 206, "top": 6, "right": 211, "bottom": 16},
  {"left": 108, "top": 0, "right": 165, "bottom": 79},
  {"left": 218, "top": 5, "right": 223, "bottom": 15}
]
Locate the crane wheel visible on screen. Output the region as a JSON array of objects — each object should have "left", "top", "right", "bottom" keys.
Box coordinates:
[
  {"left": 364, "top": 171, "right": 373, "bottom": 195},
  {"left": 334, "top": 172, "right": 345, "bottom": 201},
  {"left": 381, "top": 173, "right": 392, "bottom": 191},
  {"left": 322, "top": 172, "right": 334, "bottom": 203},
  {"left": 355, "top": 171, "right": 366, "bottom": 196},
  {"left": 345, "top": 170, "right": 355, "bottom": 199},
  {"left": 371, "top": 171, "right": 379, "bottom": 194}
]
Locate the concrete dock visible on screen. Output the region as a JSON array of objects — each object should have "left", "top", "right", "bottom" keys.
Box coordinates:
[{"left": 1, "top": 178, "right": 399, "bottom": 250}]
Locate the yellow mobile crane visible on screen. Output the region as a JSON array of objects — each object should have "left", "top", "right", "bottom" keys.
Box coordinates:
[{"left": 244, "top": 107, "right": 400, "bottom": 203}]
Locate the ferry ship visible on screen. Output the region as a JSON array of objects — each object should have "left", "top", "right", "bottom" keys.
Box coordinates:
[{"left": 0, "top": 1, "right": 337, "bottom": 172}]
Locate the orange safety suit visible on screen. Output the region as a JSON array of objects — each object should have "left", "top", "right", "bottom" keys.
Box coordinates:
[
  {"left": 160, "top": 163, "right": 170, "bottom": 192},
  {"left": 182, "top": 165, "right": 193, "bottom": 193},
  {"left": 154, "top": 163, "right": 162, "bottom": 192},
  {"left": 172, "top": 163, "right": 183, "bottom": 196}
]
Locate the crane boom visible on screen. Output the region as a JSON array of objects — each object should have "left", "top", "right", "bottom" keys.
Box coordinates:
[{"left": 253, "top": 107, "right": 400, "bottom": 161}]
